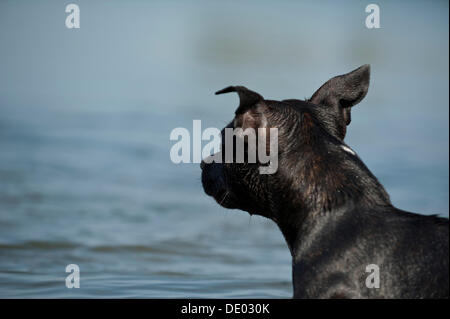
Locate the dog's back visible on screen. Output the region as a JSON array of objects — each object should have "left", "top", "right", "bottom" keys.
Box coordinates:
[
  {"left": 292, "top": 207, "right": 449, "bottom": 299},
  {"left": 376, "top": 209, "right": 448, "bottom": 298}
]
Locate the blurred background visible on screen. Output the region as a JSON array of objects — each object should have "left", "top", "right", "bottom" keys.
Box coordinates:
[{"left": 0, "top": 0, "right": 448, "bottom": 298}]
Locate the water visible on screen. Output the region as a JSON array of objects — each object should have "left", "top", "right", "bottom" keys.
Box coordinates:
[{"left": 0, "top": 0, "right": 448, "bottom": 298}]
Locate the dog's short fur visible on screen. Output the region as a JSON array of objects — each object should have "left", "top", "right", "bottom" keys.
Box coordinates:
[{"left": 201, "top": 65, "right": 449, "bottom": 298}]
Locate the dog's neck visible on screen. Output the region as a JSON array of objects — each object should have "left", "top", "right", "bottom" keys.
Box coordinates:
[
  {"left": 272, "top": 129, "right": 392, "bottom": 258},
  {"left": 275, "top": 199, "right": 389, "bottom": 260}
]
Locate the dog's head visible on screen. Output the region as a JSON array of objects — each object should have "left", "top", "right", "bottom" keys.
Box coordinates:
[{"left": 201, "top": 65, "right": 373, "bottom": 218}]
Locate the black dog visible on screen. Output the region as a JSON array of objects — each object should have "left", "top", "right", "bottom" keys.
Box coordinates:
[{"left": 201, "top": 65, "right": 449, "bottom": 298}]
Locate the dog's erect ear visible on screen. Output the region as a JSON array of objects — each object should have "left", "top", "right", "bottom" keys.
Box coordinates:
[
  {"left": 310, "top": 65, "right": 370, "bottom": 128},
  {"left": 215, "top": 86, "right": 264, "bottom": 115}
]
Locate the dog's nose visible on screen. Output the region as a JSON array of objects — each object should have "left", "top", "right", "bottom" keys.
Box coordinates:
[{"left": 200, "top": 160, "right": 206, "bottom": 170}]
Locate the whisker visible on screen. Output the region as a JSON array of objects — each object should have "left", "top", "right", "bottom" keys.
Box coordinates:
[{"left": 219, "top": 191, "right": 229, "bottom": 206}]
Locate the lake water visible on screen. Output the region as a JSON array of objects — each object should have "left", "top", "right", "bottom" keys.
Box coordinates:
[{"left": 0, "top": 0, "right": 448, "bottom": 298}]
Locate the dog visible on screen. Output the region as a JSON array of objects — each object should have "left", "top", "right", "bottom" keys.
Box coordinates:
[{"left": 201, "top": 65, "right": 449, "bottom": 298}]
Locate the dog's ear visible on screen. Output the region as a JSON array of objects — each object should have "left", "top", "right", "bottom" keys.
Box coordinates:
[
  {"left": 216, "top": 86, "right": 264, "bottom": 114},
  {"left": 309, "top": 65, "right": 370, "bottom": 131},
  {"left": 215, "top": 86, "right": 267, "bottom": 130}
]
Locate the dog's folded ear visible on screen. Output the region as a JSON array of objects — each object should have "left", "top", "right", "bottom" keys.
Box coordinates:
[
  {"left": 215, "top": 86, "right": 264, "bottom": 115},
  {"left": 310, "top": 65, "right": 370, "bottom": 128},
  {"left": 216, "top": 86, "right": 267, "bottom": 131}
]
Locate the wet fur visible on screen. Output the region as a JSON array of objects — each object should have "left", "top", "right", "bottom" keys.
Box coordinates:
[{"left": 201, "top": 66, "right": 449, "bottom": 298}]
